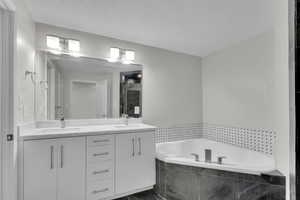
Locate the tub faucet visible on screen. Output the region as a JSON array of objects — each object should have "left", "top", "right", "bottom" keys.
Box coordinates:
[
  {"left": 190, "top": 153, "right": 199, "bottom": 162},
  {"left": 205, "top": 149, "right": 212, "bottom": 163}
]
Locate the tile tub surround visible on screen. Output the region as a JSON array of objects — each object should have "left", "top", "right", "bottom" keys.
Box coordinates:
[
  {"left": 155, "top": 123, "right": 203, "bottom": 143},
  {"left": 155, "top": 123, "right": 276, "bottom": 155},
  {"left": 155, "top": 160, "right": 285, "bottom": 200}
]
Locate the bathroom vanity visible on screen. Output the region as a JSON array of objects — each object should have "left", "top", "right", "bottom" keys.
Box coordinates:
[{"left": 18, "top": 121, "right": 156, "bottom": 200}]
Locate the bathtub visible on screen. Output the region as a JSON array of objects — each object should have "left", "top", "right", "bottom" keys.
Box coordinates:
[{"left": 156, "top": 138, "right": 275, "bottom": 175}]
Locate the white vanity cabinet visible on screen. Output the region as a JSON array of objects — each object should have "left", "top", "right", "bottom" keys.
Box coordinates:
[
  {"left": 21, "top": 125, "right": 156, "bottom": 200},
  {"left": 115, "top": 131, "right": 155, "bottom": 195},
  {"left": 23, "top": 137, "right": 86, "bottom": 200}
]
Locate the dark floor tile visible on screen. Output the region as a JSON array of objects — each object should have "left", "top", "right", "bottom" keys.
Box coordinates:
[{"left": 115, "top": 190, "right": 162, "bottom": 200}]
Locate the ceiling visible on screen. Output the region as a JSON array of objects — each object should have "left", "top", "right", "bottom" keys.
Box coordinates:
[{"left": 24, "top": 0, "right": 274, "bottom": 57}]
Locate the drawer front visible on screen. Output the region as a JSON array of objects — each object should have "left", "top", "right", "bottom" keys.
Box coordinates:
[
  {"left": 87, "top": 180, "right": 113, "bottom": 200},
  {"left": 87, "top": 135, "right": 113, "bottom": 147},
  {"left": 87, "top": 145, "right": 113, "bottom": 163},
  {"left": 87, "top": 161, "right": 113, "bottom": 181}
]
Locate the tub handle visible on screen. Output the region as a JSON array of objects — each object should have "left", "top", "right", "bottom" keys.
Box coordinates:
[
  {"left": 191, "top": 153, "right": 199, "bottom": 162},
  {"left": 217, "top": 156, "right": 227, "bottom": 164}
]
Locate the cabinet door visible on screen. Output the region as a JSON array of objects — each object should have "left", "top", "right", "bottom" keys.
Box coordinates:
[
  {"left": 115, "top": 132, "right": 155, "bottom": 195},
  {"left": 57, "top": 137, "right": 86, "bottom": 200},
  {"left": 115, "top": 133, "right": 137, "bottom": 194},
  {"left": 24, "top": 139, "right": 57, "bottom": 200},
  {"left": 135, "top": 132, "right": 156, "bottom": 188}
]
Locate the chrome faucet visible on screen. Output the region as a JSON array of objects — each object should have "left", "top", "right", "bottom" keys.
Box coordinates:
[
  {"left": 190, "top": 153, "right": 199, "bottom": 162},
  {"left": 60, "top": 117, "right": 66, "bottom": 128},
  {"left": 121, "top": 114, "right": 129, "bottom": 125},
  {"left": 205, "top": 149, "right": 212, "bottom": 163}
]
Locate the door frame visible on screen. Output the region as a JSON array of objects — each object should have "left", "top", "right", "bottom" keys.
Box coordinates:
[{"left": 0, "top": 1, "right": 15, "bottom": 200}]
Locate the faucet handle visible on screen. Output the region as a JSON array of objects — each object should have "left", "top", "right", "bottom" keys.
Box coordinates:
[
  {"left": 190, "top": 153, "right": 199, "bottom": 162},
  {"left": 217, "top": 156, "right": 227, "bottom": 164}
]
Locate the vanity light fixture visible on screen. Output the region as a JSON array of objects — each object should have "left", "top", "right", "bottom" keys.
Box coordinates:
[
  {"left": 46, "top": 35, "right": 81, "bottom": 57},
  {"left": 46, "top": 35, "right": 61, "bottom": 50},
  {"left": 68, "top": 39, "right": 80, "bottom": 52},
  {"left": 122, "top": 50, "right": 135, "bottom": 64},
  {"left": 108, "top": 47, "right": 120, "bottom": 62}
]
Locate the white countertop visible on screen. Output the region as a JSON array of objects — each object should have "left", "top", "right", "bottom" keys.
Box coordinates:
[{"left": 19, "top": 123, "right": 156, "bottom": 140}]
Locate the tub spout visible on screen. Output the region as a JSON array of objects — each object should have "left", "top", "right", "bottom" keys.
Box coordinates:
[{"left": 190, "top": 153, "right": 199, "bottom": 162}]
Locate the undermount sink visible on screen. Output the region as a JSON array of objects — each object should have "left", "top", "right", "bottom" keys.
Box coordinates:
[{"left": 37, "top": 127, "right": 81, "bottom": 134}]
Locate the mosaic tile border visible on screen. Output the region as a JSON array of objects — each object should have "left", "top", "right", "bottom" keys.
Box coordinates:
[
  {"left": 201, "top": 123, "right": 276, "bottom": 155},
  {"left": 155, "top": 123, "right": 276, "bottom": 155},
  {"left": 155, "top": 123, "right": 202, "bottom": 143}
]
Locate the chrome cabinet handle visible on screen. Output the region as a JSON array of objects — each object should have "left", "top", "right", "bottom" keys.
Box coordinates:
[
  {"left": 50, "top": 145, "right": 54, "bottom": 169},
  {"left": 93, "top": 152, "right": 109, "bottom": 157},
  {"left": 138, "top": 137, "right": 141, "bottom": 155},
  {"left": 60, "top": 145, "right": 64, "bottom": 168},
  {"left": 93, "top": 139, "right": 110, "bottom": 143},
  {"left": 92, "top": 188, "right": 109, "bottom": 194},
  {"left": 93, "top": 169, "right": 109, "bottom": 175},
  {"left": 132, "top": 138, "right": 135, "bottom": 157}
]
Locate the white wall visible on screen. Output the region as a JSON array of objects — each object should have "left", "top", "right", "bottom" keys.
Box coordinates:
[
  {"left": 12, "top": 0, "right": 36, "bottom": 123},
  {"left": 202, "top": 31, "right": 277, "bottom": 129},
  {"left": 201, "top": 1, "right": 290, "bottom": 197},
  {"left": 35, "top": 23, "right": 203, "bottom": 127},
  {"left": 7, "top": 1, "right": 36, "bottom": 200}
]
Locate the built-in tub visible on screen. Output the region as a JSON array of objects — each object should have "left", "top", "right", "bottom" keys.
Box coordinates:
[
  {"left": 156, "top": 138, "right": 275, "bottom": 175},
  {"left": 155, "top": 139, "right": 285, "bottom": 200}
]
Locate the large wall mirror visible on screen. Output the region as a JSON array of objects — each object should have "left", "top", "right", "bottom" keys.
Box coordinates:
[{"left": 35, "top": 51, "right": 143, "bottom": 120}]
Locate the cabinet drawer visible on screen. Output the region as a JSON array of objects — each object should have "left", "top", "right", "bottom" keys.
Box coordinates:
[
  {"left": 87, "top": 180, "right": 113, "bottom": 200},
  {"left": 87, "top": 135, "right": 113, "bottom": 147},
  {"left": 87, "top": 161, "right": 113, "bottom": 181},
  {"left": 87, "top": 145, "right": 113, "bottom": 163}
]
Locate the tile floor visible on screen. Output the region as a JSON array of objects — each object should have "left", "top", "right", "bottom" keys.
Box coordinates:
[{"left": 116, "top": 190, "right": 162, "bottom": 200}]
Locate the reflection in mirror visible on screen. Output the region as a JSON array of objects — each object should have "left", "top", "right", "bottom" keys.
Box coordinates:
[
  {"left": 120, "top": 71, "right": 142, "bottom": 118},
  {"left": 35, "top": 51, "right": 143, "bottom": 120}
]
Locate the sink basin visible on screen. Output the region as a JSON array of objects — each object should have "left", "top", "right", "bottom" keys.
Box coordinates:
[{"left": 37, "top": 127, "right": 81, "bottom": 134}]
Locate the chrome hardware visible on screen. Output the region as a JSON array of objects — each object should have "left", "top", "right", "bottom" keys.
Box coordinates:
[
  {"left": 205, "top": 149, "right": 212, "bottom": 163},
  {"left": 132, "top": 138, "right": 135, "bottom": 157},
  {"left": 190, "top": 153, "right": 200, "bottom": 162},
  {"left": 93, "top": 152, "right": 109, "bottom": 157},
  {"left": 92, "top": 188, "right": 109, "bottom": 194},
  {"left": 138, "top": 137, "right": 141, "bottom": 155},
  {"left": 93, "top": 169, "right": 109, "bottom": 175},
  {"left": 93, "top": 139, "right": 110, "bottom": 143},
  {"left": 60, "top": 117, "right": 65, "bottom": 128},
  {"left": 50, "top": 146, "right": 54, "bottom": 169},
  {"left": 122, "top": 113, "right": 129, "bottom": 125},
  {"left": 60, "top": 145, "right": 64, "bottom": 168},
  {"left": 217, "top": 156, "right": 227, "bottom": 164}
]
